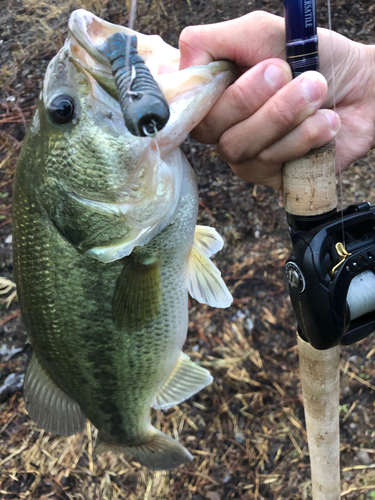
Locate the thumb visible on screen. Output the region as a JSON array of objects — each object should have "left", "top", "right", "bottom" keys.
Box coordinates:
[{"left": 179, "top": 11, "right": 286, "bottom": 70}]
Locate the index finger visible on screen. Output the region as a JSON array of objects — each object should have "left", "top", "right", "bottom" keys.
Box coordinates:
[{"left": 179, "top": 11, "right": 286, "bottom": 70}]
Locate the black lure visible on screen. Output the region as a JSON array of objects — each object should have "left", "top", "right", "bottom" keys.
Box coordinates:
[{"left": 101, "top": 32, "right": 170, "bottom": 137}]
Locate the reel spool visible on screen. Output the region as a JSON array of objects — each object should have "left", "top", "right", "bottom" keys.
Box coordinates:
[{"left": 285, "top": 202, "right": 375, "bottom": 350}]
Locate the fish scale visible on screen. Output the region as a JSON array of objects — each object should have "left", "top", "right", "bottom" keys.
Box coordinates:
[
  {"left": 14, "top": 144, "right": 197, "bottom": 441},
  {"left": 48, "top": 128, "right": 135, "bottom": 202}
]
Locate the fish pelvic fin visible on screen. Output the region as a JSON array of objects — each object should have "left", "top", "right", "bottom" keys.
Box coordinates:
[
  {"left": 24, "top": 355, "right": 86, "bottom": 436},
  {"left": 187, "top": 225, "right": 233, "bottom": 308},
  {"left": 152, "top": 353, "right": 212, "bottom": 410},
  {"left": 96, "top": 427, "right": 193, "bottom": 470},
  {"left": 113, "top": 256, "right": 161, "bottom": 331}
]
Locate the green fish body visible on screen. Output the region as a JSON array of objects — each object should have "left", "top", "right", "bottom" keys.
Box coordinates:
[{"left": 13, "top": 10, "right": 234, "bottom": 470}]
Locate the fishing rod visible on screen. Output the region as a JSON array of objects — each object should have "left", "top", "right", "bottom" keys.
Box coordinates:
[
  {"left": 282, "top": 1, "right": 375, "bottom": 498},
  {"left": 283, "top": 0, "right": 375, "bottom": 350},
  {"left": 282, "top": 3, "right": 341, "bottom": 497}
]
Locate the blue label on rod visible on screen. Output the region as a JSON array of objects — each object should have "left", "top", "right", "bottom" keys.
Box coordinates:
[{"left": 284, "top": 0, "right": 319, "bottom": 77}]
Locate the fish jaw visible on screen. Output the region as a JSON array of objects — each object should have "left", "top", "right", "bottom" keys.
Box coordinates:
[
  {"left": 67, "top": 9, "right": 236, "bottom": 153},
  {"left": 156, "top": 61, "right": 235, "bottom": 157},
  {"left": 37, "top": 10, "right": 235, "bottom": 263}
]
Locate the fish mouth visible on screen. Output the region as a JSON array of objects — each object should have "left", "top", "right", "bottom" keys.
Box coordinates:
[
  {"left": 67, "top": 9, "right": 180, "bottom": 96},
  {"left": 66, "top": 9, "right": 236, "bottom": 110},
  {"left": 48, "top": 10, "right": 236, "bottom": 263}
]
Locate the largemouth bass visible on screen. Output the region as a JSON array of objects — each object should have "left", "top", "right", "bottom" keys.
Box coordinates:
[{"left": 13, "top": 9, "right": 234, "bottom": 470}]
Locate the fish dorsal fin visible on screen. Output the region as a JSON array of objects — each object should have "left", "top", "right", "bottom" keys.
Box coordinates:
[
  {"left": 113, "top": 256, "right": 161, "bottom": 331},
  {"left": 24, "top": 355, "right": 86, "bottom": 435},
  {"left": 152, "top": 353, "right": 213, "bottom": 410},
  {"left": 187, "top": 226, "right": 233, "bottom": 308}
]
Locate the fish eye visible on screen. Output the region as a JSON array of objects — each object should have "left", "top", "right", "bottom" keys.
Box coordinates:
[{"left": 49, "top": 94, "right": 75, "bottom": 125}]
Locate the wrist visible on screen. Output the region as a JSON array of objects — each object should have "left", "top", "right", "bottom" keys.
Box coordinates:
[
  {"left": 348, "top": 41, "right": 375, "bottom": 150},
  {"left": 366, "top": 45, "right": 375, "bottom": 148}
]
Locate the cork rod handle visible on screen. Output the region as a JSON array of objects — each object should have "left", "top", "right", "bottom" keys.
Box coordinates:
[{"left": 282, "top": 142, "right": 341, "bottom": 500}]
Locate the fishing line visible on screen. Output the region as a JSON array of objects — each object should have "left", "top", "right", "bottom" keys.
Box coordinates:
[
  {"left": 327, "top": 0, "right": 346, "bottom": 247},
  {"left": 128, "top": 0, "right": 138, "bottom": 31},
  {"left": 127, "top": 0, "right": 139, "bottom": 135},
  {"left": 325, "top": 1, "right": 375, "bottom": 327}
]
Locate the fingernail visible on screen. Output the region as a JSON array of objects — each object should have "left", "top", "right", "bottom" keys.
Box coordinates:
[
  {"left": 321, "top": 109, "right": 341, "bottom": 133},
  {"left": 264, "top": 64, "right": 287, "bottom": 90},
  {"left": 300, "top": 75, "right": 323, "bottom": 102}
]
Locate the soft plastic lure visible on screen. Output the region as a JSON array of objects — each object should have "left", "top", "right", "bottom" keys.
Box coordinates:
[{"left": 100, "top": 32, "right": 170, "bottom": 136}]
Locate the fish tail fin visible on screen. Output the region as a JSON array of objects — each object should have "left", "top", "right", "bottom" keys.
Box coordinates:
[{"left": 96, "top": 427, "right": 193, "bottom": 470}]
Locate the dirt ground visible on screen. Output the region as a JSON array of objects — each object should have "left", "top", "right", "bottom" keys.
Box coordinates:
[{"left": 1, "top": 1, "right": 375, "bottom": 499}]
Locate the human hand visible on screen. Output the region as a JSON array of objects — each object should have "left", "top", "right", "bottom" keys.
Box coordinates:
[{"left": 179, "top": 11, "right": 375, "bottom": 190}]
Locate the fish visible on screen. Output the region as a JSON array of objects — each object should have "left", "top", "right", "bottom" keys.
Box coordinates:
[{"left": 12, "top": 9, "right": 235, "bottom": 471}]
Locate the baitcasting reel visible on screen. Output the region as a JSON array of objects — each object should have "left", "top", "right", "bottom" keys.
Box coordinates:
[{"left": 285, "top": 202, "right": 375, "bottom": 350}]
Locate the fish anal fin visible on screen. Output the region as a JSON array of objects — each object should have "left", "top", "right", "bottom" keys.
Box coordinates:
[
  {"left": 96, "top": 427, "right": 193, "bottom": 471},
  {"left": 24, "top": 355, "right": 86, "bottom": 436},
  {"left": 113, "top": 257, "right": 161, "bottom": 331},
  {"left": 152, "top": 353, "right": 212, "bottom": 410}
]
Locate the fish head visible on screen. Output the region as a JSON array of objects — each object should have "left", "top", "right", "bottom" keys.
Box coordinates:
[{"left": 28, "top": 9, "right": 235, "bottom": 260}]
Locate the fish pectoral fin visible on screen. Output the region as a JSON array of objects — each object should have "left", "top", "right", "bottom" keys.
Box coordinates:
[
  {"left": 187, "top": 244, "right": 233, "bottom": 308},
  {"left": 96, "top": 427, "right": 193, "bottom": 470},
  {"left": 152, "top": 353, "right": 212, "bottom": 410},
  {"left": 194, "top": 225, "right": 224, "bottom": 257},
  {"left": 24, "top": 355, "right": 86, "bottom": 436},
  {"left": 112, "top": 256, "right": 161, "bottom": 331}
]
